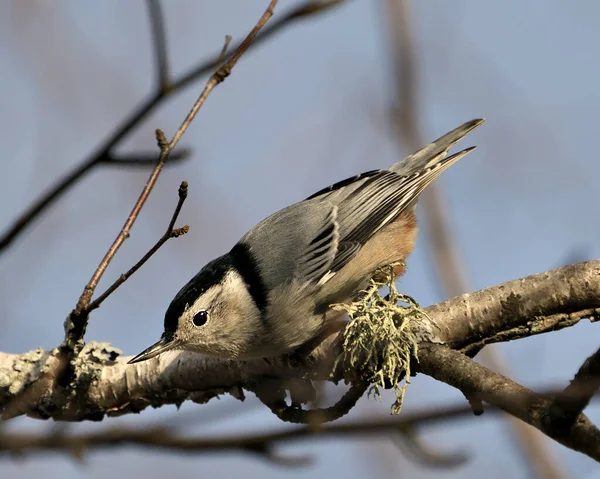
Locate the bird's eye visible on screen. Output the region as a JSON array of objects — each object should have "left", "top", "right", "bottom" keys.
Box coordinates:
[{"left": 192, "top": 310, "right": 209, "bottom": 327}]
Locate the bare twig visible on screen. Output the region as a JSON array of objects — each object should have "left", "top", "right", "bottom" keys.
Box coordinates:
[
  {"left": 61, "top": 1, "right": 280, "bottom": 357},
  {"left": 0, "top": 0, "right": 344, "bottom": 254},
  {"left": 88, "top": 181, "right": 190, "bottom": 312},
  {"left": 146, "top": 0, "right": 170, "bottom": 91},
  {"left": 166, "top": 0, "right": 279, "bottom": 151},
  {"left": 550, "top": 346, "right": 600, "bottom": 432},
  {"left": 218, "top": 35, "right": 233, "bottom": 65}
]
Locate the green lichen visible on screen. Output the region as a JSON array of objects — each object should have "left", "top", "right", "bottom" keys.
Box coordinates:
[
  {"left": 332, "top": 263, "right": 428, "bottom": 415},
  {"left": 6, "top": 348, "right": 46, "bottom": 395},
  {"left": 66, "top": 342, "right": 122, "bottom": 395}
]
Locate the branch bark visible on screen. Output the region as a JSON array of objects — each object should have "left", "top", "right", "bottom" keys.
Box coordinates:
[
  {"left": 417, "top": 343, "right": 600, "bottom": 460},
  {"left": 1, "top": 260, "right": 598, "bottom": 459}
]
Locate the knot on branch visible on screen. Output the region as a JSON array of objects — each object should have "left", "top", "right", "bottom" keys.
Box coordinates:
[
  {"left": 332, "top": 262, "right": 426, "bottom": 414},
  {"left": 213, "top": 66, "right": 232, "bottom": 84},
  {"left": 178, "top": 180, "right": 188, "bottom": 198},
  {"left": 155, "top": 129, "right": 168, "bottom": 151},
  {"left": 170, "top": 225, "right": 189, "bottom": 238}
]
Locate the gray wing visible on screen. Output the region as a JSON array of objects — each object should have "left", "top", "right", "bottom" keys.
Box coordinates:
[
  {"left": 237, "top": 201, "right": 339, "bottom": 293},
  {"left": 310, "top": 119, "right": 484, "bottom": 274},
  {"left": 238, "top": 119, "right": 482, "bottom": 292},
  {"left": 313, "top": 169, "right": 415, "bottom": 273},
  {"left": 312, "top": 147, "right": 478, "bottom": 274}
]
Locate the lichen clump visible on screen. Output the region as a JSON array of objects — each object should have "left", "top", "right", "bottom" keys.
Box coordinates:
[{"left": 332, "top": 263, "right": 426, "bottom": 414}]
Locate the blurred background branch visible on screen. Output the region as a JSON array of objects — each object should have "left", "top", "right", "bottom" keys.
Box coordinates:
[
  {"left": 0, "top": 0, "right": 344, "bottom": 255},
  {"left": 382, "top": 1, "right": 574, "bottom": 478},
  {"left": 1, "top": 391, "right": 597, "bottom": 462}
]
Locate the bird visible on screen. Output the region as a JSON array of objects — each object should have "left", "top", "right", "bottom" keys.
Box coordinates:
[{"left": 129, "top": 118, "right": 484, "bottom": 364}]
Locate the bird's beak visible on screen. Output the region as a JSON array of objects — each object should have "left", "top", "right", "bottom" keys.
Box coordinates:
[{"left": 128, "top": 334, "right": 179, "bottom": 364}]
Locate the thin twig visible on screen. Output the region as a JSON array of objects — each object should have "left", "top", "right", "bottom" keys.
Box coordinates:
[
  {"left": 0, "top": 0, "right": 344, "bottom": 254},
  {"left": 550, "top": 346, "right": 600, "bottom": 432},
  {"left": 88, "top": 181, "right": 189, "bottom": 312},
  {"left": 166, "top": 1, "right": 278, "bottom": 150},
  {"left": 62, "top": 1, "right": 280, "bottom": 354},
  {"left": 146, "top": 0, "right": 170, "bottom": 91},
  {"left": 218, "top": 35, "right": 233, "bottom": 65}
]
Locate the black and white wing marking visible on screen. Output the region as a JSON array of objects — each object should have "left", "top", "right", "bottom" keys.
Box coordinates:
[
  {"left": 309, "top": 147, "right": 475, "bottom": 274},
  {"left": 234, "top": 144, "right": 476, "bottom": 301},
  {"left": 234, "top": 200, "right": 340, "bottom": 300},
  {"left": 306, "top": 170, "right": 381, "bottom": 200},
  {"left": 294, "top": 205, "right": 340, "bottom": 285}
]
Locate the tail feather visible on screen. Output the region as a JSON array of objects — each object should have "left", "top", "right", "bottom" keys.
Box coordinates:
[
  {"left": 397, "top": 146, "right": 476, "bottom": 212},
  {"left": 389, "top": 118, "right": 484, "bottom": 176}
]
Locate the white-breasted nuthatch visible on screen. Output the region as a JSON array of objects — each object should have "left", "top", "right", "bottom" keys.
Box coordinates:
[{"left": 129, "top": 119, "right": 484, "bottom": 363}]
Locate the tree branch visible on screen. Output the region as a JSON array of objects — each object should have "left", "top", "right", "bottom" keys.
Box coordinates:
[
  {"left": 60, "top": 0, "right": 280, "bottom": 362},
  {"left": 0, "top": 392, "right": 597, "bottom": 462},
  {"left": 1, "top": 261, "right": 597, "bottom": 460},
  {"left": 425, "top": 260, "right": 600, "bottom": 353},
  {"left": 100, "top": 149, "right": 191, "bottom": 167},
  {"left": 0, "top": 404, "right": 497, "bottom": 459},
  {"left": 417, "top": 343, "right": 600, "bottom": 461},
  {"left": 87, "top": 181, "right": 190, "bottom": 312}
]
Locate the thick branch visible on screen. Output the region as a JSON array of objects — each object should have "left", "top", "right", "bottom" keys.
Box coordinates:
[
  {"left": 425, "top": 260, "right": 600, "bottom": 353},
  {"left": 417, "top": 343, "right": 600, "bottom": 461},
  {"left": 1, "top": 260, "right": 597, "bottom": 422}
]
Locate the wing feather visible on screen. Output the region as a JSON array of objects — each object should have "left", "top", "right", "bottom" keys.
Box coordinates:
[{"left": 238, "top": 120, "right": 482, "bottom": 293}]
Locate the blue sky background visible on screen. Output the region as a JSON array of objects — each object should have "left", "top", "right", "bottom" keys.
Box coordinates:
[{"left": 1, "top": 1, "right": 599, "bottom": 478}]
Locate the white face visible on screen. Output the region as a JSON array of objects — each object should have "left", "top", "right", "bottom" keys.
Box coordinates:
[{"left": 173, "top": 270, "right": 263, "bottom": 359}]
